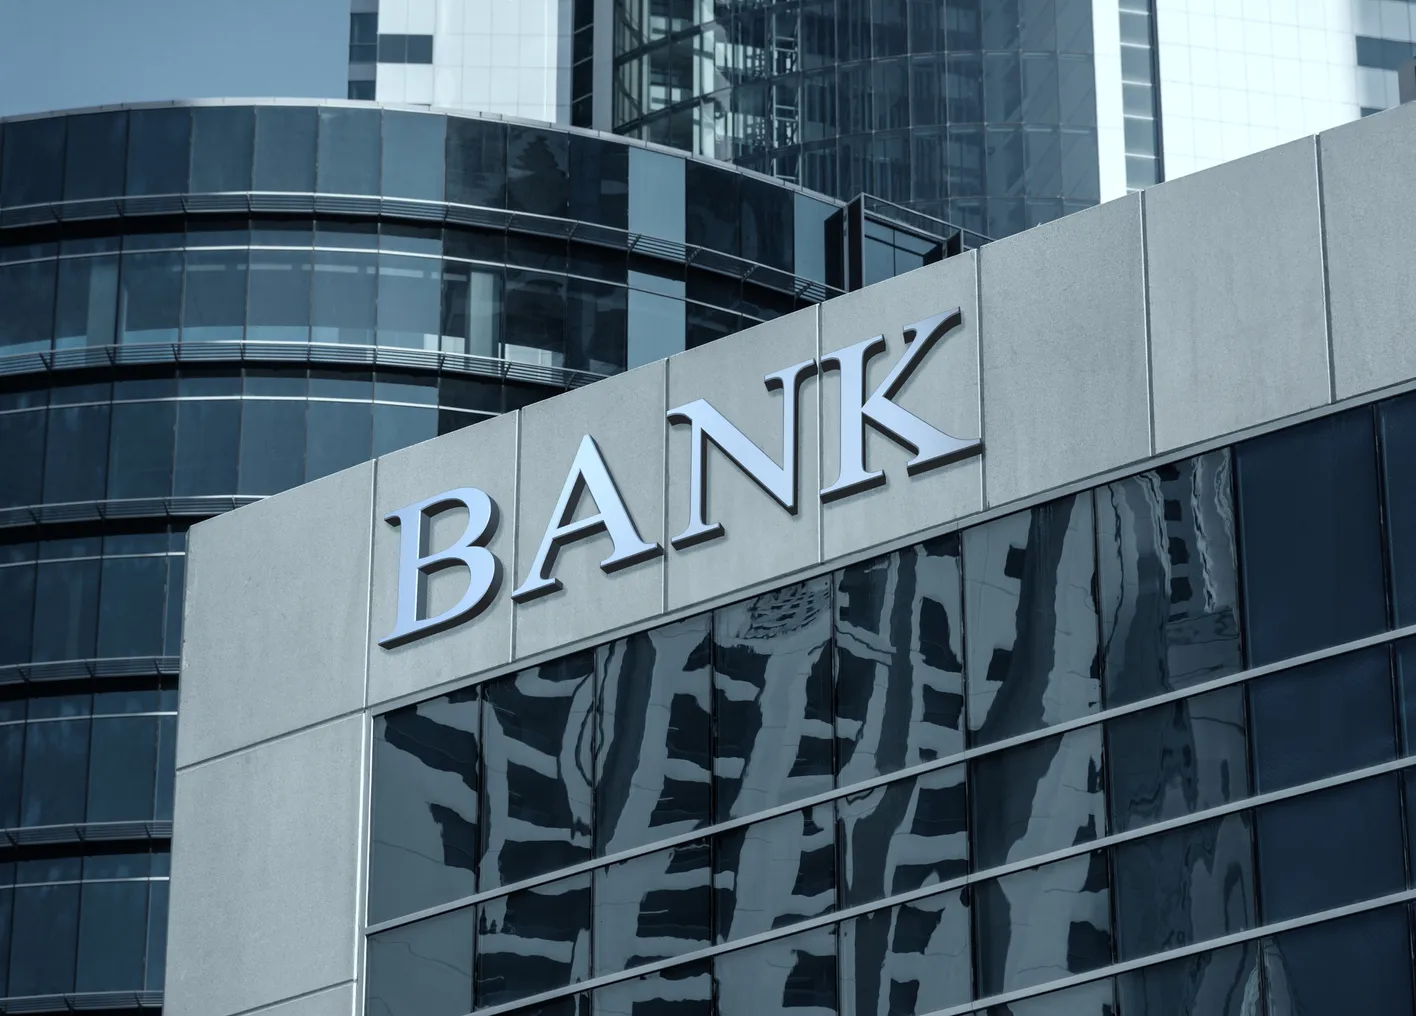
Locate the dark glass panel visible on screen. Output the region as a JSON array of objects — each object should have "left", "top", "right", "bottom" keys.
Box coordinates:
[
  {"left": 145, "top": 879, "right": 168, "bottom": 989},
  {"left": 1235, "top": 407, "right": 1385, "bottom": 665},
  {"left": 311, "top": 250, "right": 377, "bottom": 345},
  {"left": 971, "top": 725, "right": 1104, "bottom": 869},
  {"left": 714, "top": 804, "right": 835, "bottom": 942},
  {"left": 685, "top": 303, "right": 738, "bottom": 350},
  {"left": 507, "top": 232, "right": 567, "bottom": 273},
  {"left": 316, "top": 216, "right": 378, "bottom": 250},
  {"left": 476, "top": 873, "right": 591, "bottom": 1007},
  {"left": 125, "top": 108, "right": 191, "bottom": 196},
  {"left": 366, "top": 908, "right": 474, "bottom": 1016},
  {"left": 445, "top": 226, "right": 504, "bottom": 262},
  {"left": 0, "top": 565, "right": 35, "bottom": 665},
  {"left": 1114, "top": 813, "right": 1255, "bottom": 960},
  {"left": 118, "top": 251, "right": 183, "bottom": 344},
  {"left": 685, "top": 162, "right": 739, "bottom": 255},
  {"left": 246, "top": 248, "right": 312, "bottom": 341},
  {"left": 571, "top": 136, "right": 628, "bottom": 229},
  {"left": 0, "top": 886, "right": 8, "bottom": 995},
  {"left": 715, "top": 925, "right": 837, "bottom": 1016},
  {"left": 9, "top": 884, "right": 79, "bottom": 995},
  {"left": 369, "top": 692, "right": 480, "bottom": 925},
  {"left": 502, "top": 269, "right": 566, "bottom": 367},
  {"left": 835, "top": 536, "right": 964, "bottom": 784},
  {"left": 1262, "top": 906, "right": 1415, "bottom": 1015},
  {"left": 54, "top": 255, "right": 119, "bottom": 348},
  {"left": 253, "top": 107, "right": 316, "bottom": 192},
  {"left": 182, "top": 248, "right": 248, "bottom": 342},
  {"left": 626, "top": 288, "right": 685, "bottom": 369},
  {"left": 1249, "top": 646, "right": 1396, "bottom": 793},
  {"left": 381, "top": 221, "right": 442, "bottom": 256},
  {"left": 446, "top": 117, "right": 506, "bottom": 207},
  {"left": 1118, "top": 942, "right": 1260, "bottom": 1016},
  {"left": 740, "top": 177, "right": 792, "bottom": 272},
  {"left": 31, "top": 560, "right": 100, "bottom": 664},
  {"left": 1380, "top": 391, "right": 1416, "bottom": 626},
  {"left": 44, "top": 403, "right": 110, "bottom": 503},
  {"left": 593, "top": 961, "right": 711, "bottom": 1016},
  {"left": 373, "top": 404, "right": 437, "bottom": 457},
  {"left": 627, "top": 147, "right": 685, "bottom": 244},
  {"left": 593, "top": 841, "right": 711, "bottom": 974},
  {"left": 74, "top": 880, "right": 148, "bottom": 991},
  {"left": 20, "top": 716, "right": 90, "bottom": 823},
  {"left": 377, "top": 254, "right": 441, "bottom": 349},
  {"left": 173, "top": 399, "right": 240, "bottom": 496},
  {"left": 963, "top": 493, "right": 1100, "bottom": 744},
  {"left": 975, "top": 852, "right": 1112, "bottom": 996},
  {"left": 250, "top": 215, "right": 313, "bottom": 247},
  {"left": 985, "top": 978, "right": 1116, "bottom": 1016},
  {"left": 566, "top": 277, "right": 626, "bottom": 375},
  {"left": 382, "top": 110, "right": 445, "bottom": 201},
  {"left": 713, "top": 576, "right": 834, "bottom": 822},
  {"left": 1098, "top": 451, "right": 1242, "bottom": 704},
  {"left": 0, "top": 259, "right": 57, "bottom": 354},
  {"left": 317, "top": 106, "right": 381, "bottom": 196},
  {"left": 0, "top": 410, "right": 46, "bottom": 508},
  {"left": 481, "top": 653, "right": 595, "bottom": 890},
  {"left": 1, "top": 117, "right": 66, "bottom": 206},
  {"left": 309, "top": 368, "right": 370, "bottom": 400},
  {"left": 305, "top": 401, "right": 372, "bottom": 481},
  {"left": 439, "top": 261, "right": 502, "bottom": 357},
  {"left": 190, "top": 106, "right": 255, "bottom": 192},
  {"left": 63, "top": 111, "right": 128, "bottom": 200},
  {"left": 1256, "top": 774, "right": 1405, "bottom": 922},
  {"left": 595, "top": 616, "right": 712, "bottom": 855},
  {"left": 840, "top": 890, "right": 971, "bottom": 1016},
  {"left": 507, "top": 126, "right": 570, "bottom": 217},
  {"left": 838, "top": 764, "right": 967, "bottom": 906},
  {"left": 1107, "top": 685, "right": 1248, "bottom": 833},
  {"left": 154, "top": 713, "right": 176, "bottom": 817},
  {"left": 96, "top": 557, "right": 167, "bottom": 658},
  {"left": 179, "top": 366, "right": 241, "bottom": 397}
]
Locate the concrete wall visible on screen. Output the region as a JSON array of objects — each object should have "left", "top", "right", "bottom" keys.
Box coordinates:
[{"left": 167, "top": 99, "right": 1416, "bottom": 1016}]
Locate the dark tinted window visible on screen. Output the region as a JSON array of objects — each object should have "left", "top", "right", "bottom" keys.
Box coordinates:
[
  {"left": 383, "top": 111, "right": 445, "bottom": 201},
  {"left": 565, "top": 277, "right": 626, "bottom": 374},
  {"left": 1, "top": 116, "right": 66, "bottom": 206},
  {"left": 0, "top": 565, "right": 36, "bottom": 665},
  {"left": 0, "top": 411, "right": 45, "bottom": 508},
  {"left": 20, "top": 716, "right": 91, "bottom": 821},
  {"left": 377, "top": 254, "right": 441, "bottom": 349},
  {"left": 305, "top": 401, "right": 372, "bottom": 481},
  {"left": 628, "top": 147, "right": 685, "bottom": 244},
  {"left": 1235, "top": 407, "right": 1386, "bottom": 665},
  {"left": 502, "top": 269, "right": 566, "bottom": 366},
  {"left": 246, "top": 249, "right": 312, "bottom": 342},
  {"left": 173, "top": 400, "right": 240, "bottom": 496},
  {"left": 54, "top": 256, "right": 119, "bottom": 349},
  {"left": 1380, "top": 390, "right": 1416, "bottom": 626},
  {"left": 44, "top": 404, "right": 109, "bottom": 503},
  {"left": 507, "top": 126, "right": 569, "bottom": 217},
  {"left": 0, "top": 260, "right": 57, "bottom": 354},
  {"left": 118, "top": 251, "right": 183, "bottom": 345},
  {"left": 191, "top": 106, "right": 255, "bottom": 192},
  {"left": 96, "top": 559, "right": 168, "bottom": 659},
  {"left": 125, "top": 107, "right": 191, "bottom": 196},
  {"left": 570, "top": 135, "right": 627, "bottom": 228},
  {"left": 64, "top": 111, "right": 128, "bottom": 200},
  {"left": 75, "top": 880, "right": 148, "bottom": 991},
  {"left": 238, "top": 399, "right": 305, "bottom": 495},
  {"left": 318, "top": 107, "right": 382, "bottom": 195},
  {"left": 253, "top": 106, "right": 317, "bottom": 192},
  {"left": 311, "top": 250, "right": 377, "bottom": 345},
  {"left": 445, "top": 117, "right": 506, "bottom": 207},
  {"left": 626, "top": 288, "right": 684, "bottom": 368},
  {"left": 1116, "top": 942, "right": 1259, "bottom": 1016},
  {"left": 183, "top": 249, "right": 248, "bottom": 342},
  {"left": 685, "top": 162, "right": 739, "bottom": 254},
  {"left": 839, "top": 764, "right": 967, "bottom": 906},
  {"left": 1264, "top": 906, "right": 1415, "bottom": 1015},
  {"left": 10, "top": 883, "right": 79, "bottom": 995},
  {"left": 740, "top": 176, "right": 793, "bottom": 271},
  {"left": 367, "top": 908, "right": 474, "bottom": 1016}
]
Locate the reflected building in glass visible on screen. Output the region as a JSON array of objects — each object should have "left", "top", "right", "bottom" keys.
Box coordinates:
[{"left": 0, "top": 100, "right": 971, "bottom": 1013}]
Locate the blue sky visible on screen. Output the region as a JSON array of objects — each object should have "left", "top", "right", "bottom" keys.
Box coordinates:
[{"left": 0, "top": 0, "right": 349, "bottom": 117}]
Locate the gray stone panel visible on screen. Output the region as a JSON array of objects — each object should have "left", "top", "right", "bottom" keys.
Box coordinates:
[
  {"left": 513, "top": 360, "right": 667, "bottom": 658},
  {"left": 178, "top": 463, "right": 373, "bottom": 768},
  {"left": 165, "top": 716, "right": 365, "bottom": 1016},
  {"left": 1322, "top": 102, "right": 1416, "bottom": 400},
  {"left": 980, "top": 195, "right": 1151, "bottom": 507},
  {"left": 1146, "top": 136, "right": 1330, "bottom": 451},
  {"left": 366, "top": 412, "right": 517, "bottom": 708},
  {"left": 665, "top": 310, "right": 820, "bottom": 610},
  {"left": 819, "top": 255, "right": 983, "bottom": 561}
]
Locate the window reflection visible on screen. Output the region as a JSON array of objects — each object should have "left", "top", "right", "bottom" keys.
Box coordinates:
[
  {"left": 714, "top": 805, "right": 835, "bottom": 943},
  {"left": 716, "top": 926, "right": 837, "bottom": 1016}
]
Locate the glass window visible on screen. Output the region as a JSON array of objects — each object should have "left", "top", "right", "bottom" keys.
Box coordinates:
[
  {"left": 1256, "top": 774, "right": 1405, "bottom": 923},
  {"left": 373, "top": 404, "right": 437, "bottom": 457},
  {"left": 377, "top": 254, "right": 441, "bottom": 349},
  {"left": 445, "top": 117, "right": 506, "bottom": 207},
  {"left": 715, "top": 804, "right": 835, "bottom": 942},
  {"left": 626, "top": 288, "right": 685, "bottom": 369},
  {"left": 383, "top": 110, "right": 445, "bottom": 201},
  {"left": 1249, "top": 646, "right": 1396, "bottom": 793},
  {"left": 839, "top": 764, "right": 967, "bottom": 907},
  {"left": 685, "top": 163, "right": 738, "bottom": 255},
  {"left": 481, "top": 653, "right": 595, "bottom": 890},
  {"left": 685, "top": 303, "right": 739, "bottom": 350},
  {"left": 118, "top": 251, "right": 183, "bottom": 344},
  {"left": 1098, "top": 451, "right": 1242, "bottom": 704},
  {"left": 64, "top": 111, "right": 128, "bottom": 200},
  {"left": 182, "top": 248, "right": 248, "bottom": 342},
  {"left": 740, "top": 177, "right": 793, "bottom": 272},
  {"left": 0, "top": 565, "right": 35, "bottom": 666},
  {"left": 1118, "top": 941, "right": 1260, "bottom": 1016},
  {"left": 713, "top": 576, "right": 834, "bottom": 822},
  {"left": 305, "top": 401, "right": 372, "bottom": 481},
  {"left": 154, "top": 713, "right": 177, "bottom": 815},
  {"left": 975, "top": 851, "right": 1112, "bottom": 996},
  {"left": 507, "top": 126, "right": 570, "bottom": 217},
  {"left": 125, "top": 108, "right": 191, "bottom": 196},
  {"left": 238, "top": 399, "right": 305, "bottom": 495},
  {"left": 628, "top": 148, "right": 685, "bottom": 245},
  {"left": 835, "top": 536, "right": 964, "bottom": 784},
  {"left": 439, "top": 261, "right": 501, "bottom": 357},
  {"left": 964, "top": 493, "right": 1100, "bottom": 744},
  {"left": 715, "top": 925, "right": 837, "bottom": 1016},
  {"left": 566, "top": 277, "right": 626, "bottom": 374},
  {"left": 9, "top": 884, "right": 79, "bottom": 995},
  {"left": 840, "top": 890, "right": 970, "bottom": 1016},
  {"left": 1380, "top": 391, "right": 1416, "bottom": 626},
  {"left": 793, "top": 195, "right": 838, "bottom": 287},
  {"left": 190, "top": 106, "right": 255, "bottom": 192},
  {"left": 86, "top": 711, "right": 157, "bottom": 821},
  {"left": 0, "top": 410, "right": 46, "bottom": 508},
  {"left": 0, "top": 259, "right": 57, "bottom": 354},
  {"left": 971, "top": 724, "right": 1104, "bottom": 869},
  {"left": 593, "top": 840, "right": 710, "bottom": 975},
  {"left": 311, "top": 250, "right": 377, "bottom": 345},
  {"left": 173, "top": 400, "right": 240, "bottom": 496},
  {"left": 1107, "top": 685, "right": 1248, "bottom": 833},
  {"left": 44, "top": 403, "right": 110, "bottom": 503},
  {"left": 1263, "top": 906, "right": 1415, "bottom": 1015},
  {"left": 253, "top": 106, "right": 317, "bottom": 192},
  {"left": 571, "top": 137, "right": 628, "bottom": 230},
  {"left": 317, "top": 107, "right": 381, "bottom": 196},
  {"left": 594, "top": 961, "right": 710, "bottom": 1016},
  {"left": 502, "top": 269, "right": 566, "bottom": 367},
  {"left": 20, "top": 716, "right": 91, "bottom": 823},
  {"left": 54, "top": 255, "right": 120, "bottom": 349},
  {"left": 74, "top": 880, "right": 149, "bottom": 992},
  {"left": 369, "top": 691, "right": 480, "bottom": 925},
  {"left": 96, "top": 557, "right": 167, "bottom": 659},
  {"left": 366, "top": 908, "right": 474, "bottom": 1016},
  {"left": 991, "top": 978, "right": 1116, "bottom": 1016},
  {"left": 476, "top": 873, "right": 591, "bottom": 1008},
  {"left": 595, "top": 616, "right": 712, "bottom": 855},
  {"left": 1, "top": 116, "right": 66, "bottom": 206},
  {"left": 1235, "top": 407, "right": 1386, "bottom": 665},
  {"left": 144, "top": 879, "right": 168, "bottom": 989},
  {"left": 246, "top": 249, "right": 312, "bottom": 342}
]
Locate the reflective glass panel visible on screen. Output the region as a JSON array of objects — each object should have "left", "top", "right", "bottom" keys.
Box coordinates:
[
  {"left": 63, "top": 111, "right": 127, "bottom": 200},
  {"left": 377, "top": 254, "right": 441, "bottom": 349},
  {"left": 96, "top": 558, "right": 167, "bottom": 659},
  {"left": 626, "top": 288, "right": 685, "bottom": 368},
  {"left": 1262, "top": 905, "right": 1415, "bottom": 1015},
  {"left": 246, "top": 249, "right": 312, "bottom": 341},
  {"left": 20, "top": 716, "right": 90, "bottom": 823},
  {"left": 593, "top": 840, "right": 711, "bottom": 975},
  {"left": 566, "top": 277, "right": 626, "bottom": 374},
  {"left": 838, "top": 765, "right": 967, "bottom": 906},
  {"left": 628, "top": 147, "right": 685, "bottom": 244},
  {"left": 239, "top": 400, "right": 305, "bottom": 495},
  {"left": 382, "top": 110, "right": 445, "bottom": 201},
  {"left": 305, "top": 401, "right": 372, "bottom": 481},
  {"left": 840, "top": 890, "right": 971, "bottom": 1016},
  {"left": 1, "top": 117, "right": 65, "bottom": 206},
  {"left": 714, "top": 804, "right": 835, "bottom": 942},
  {"left": 1116, "top": 942, "right": 1260, "bottom": 1016},
  {"left": 54, "top": 255, "right": 119, "bottom": 348},
  {"left": 445, "top": 117, "right": 506, "bottom": 207},
  {"left": 253, "top": 106, "right": 317, "bottom": 192},
  {"left": 311, "top": 250, "right": 377, "bottom": 345},
  {"left": 502, "top": 269, "right": 566, "bottom": 367},
  {"left": 44, "top": 404, "right": 109, "bottom": 503},
  {"left": 190, "top": 106, "right": 255, "bottom": 192},
  {"left": 118, "top": 251, "right": 183, "bottom": 344},
  {"left": 715, "top": 925, "right": 837, "bottom": 1016},
  {"left": 317, "top": 106, "right": 381, "bottom": 195},
  {"left": 366, "top": 908, "right": 474, "bottom": 1016},
  {"left": 0, "top": 260, "right": 57, "bottom": 354},
  {"left": 476, "top": 873, "right": 591, "bottom": 1007},
  {"left": 9, "top": 883, "right": 79, "bottom": 995},
  {"left": 182, "top": 249, "right": 248, "bottom": 342},
  {"left": 439, "top": 261, "right": 501, "bottom": 357},
  {"left": 1380, "top": 391, "right": 1416, "bottom": 626},
  {"left": 125, "top": 107, "right": 191, "bottom": 196},
  {"left": 570, "top": 135, "right": 628, "bottom": 229},
  {"left": 373, "top": 404, "right": 437, "bottom": 457},
  {"left": 74, "top": 880, "right": 148, "bottom": 991},
  {"left": 507, "top": 126, "right": 570, "bottom": 217},
  {"left": 593, "top": 960, "right": 711, "bottom": 1016},
  {"left": 173, "top": 399, "right": 240, "bottom": 496},
  {"left": 985, "top": 978, "right": 1116, "bottom": 1016}
]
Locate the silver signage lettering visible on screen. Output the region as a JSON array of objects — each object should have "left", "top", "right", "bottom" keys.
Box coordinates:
[
  {"left": 667, "top": 358, "right": 817, "bottom": 549},
  {"left": 819, "top": 308, "right": 980, "bottom": 502},
  {"left": 380, "top": 487, "right": 501, "bottom": 648},
  {"left": 511, "top": 434, "right": 661, "bottom": 603}
]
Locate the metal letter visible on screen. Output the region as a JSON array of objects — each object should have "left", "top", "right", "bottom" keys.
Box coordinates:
[
  {"left": 511, "top": 434, "right": 661, "bottom": 603},
  {"left": 667, "top": 358, "right": 817, "bottom": 549},
  {"left": 819, "top": 308, "right": 980, "bottom": 502},
  {"left": 379, "top": 487, "right": 501, "bottom": 648}
]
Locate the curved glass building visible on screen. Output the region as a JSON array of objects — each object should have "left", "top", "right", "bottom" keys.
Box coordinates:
[{"left": 0, "top": 100, "right": 972, "bottom": 1013}]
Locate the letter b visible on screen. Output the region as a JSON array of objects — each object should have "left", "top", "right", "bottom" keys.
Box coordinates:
[{"left": 380, "top": 487, "right": 501, "bottom": 648}]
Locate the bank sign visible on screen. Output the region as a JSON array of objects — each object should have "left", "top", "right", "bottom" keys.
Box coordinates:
[{"left": 380, "top": 308, "right": 980, "bottom": 648}]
